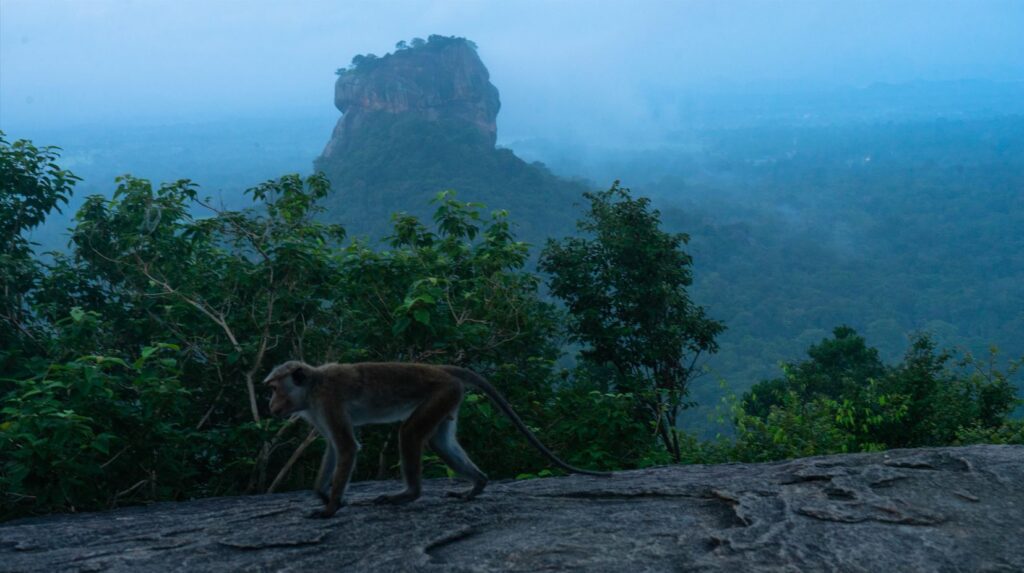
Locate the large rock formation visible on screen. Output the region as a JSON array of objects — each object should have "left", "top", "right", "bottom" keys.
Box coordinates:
[
  {"left": 313, "top": 36, "right": 586, "bottom": 241},
  {"left": 3, "top": 445, "right": 1022, "bottom": 571},
  {"left": 320, "top": 36, "right": 500, "bottom": 161}
]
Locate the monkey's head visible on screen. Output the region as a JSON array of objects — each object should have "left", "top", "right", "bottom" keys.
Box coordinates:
[{"left": 264, "top": 361, "right": 314, "bottom": 417}]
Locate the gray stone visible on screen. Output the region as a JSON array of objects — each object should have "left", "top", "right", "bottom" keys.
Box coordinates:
[{"left": 2, "top": 445, "right": 1022, "bottom": 572}]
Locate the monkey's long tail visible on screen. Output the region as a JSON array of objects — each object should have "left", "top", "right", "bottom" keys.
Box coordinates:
[{"left": 443, "top": 366, "right": 612, "bottom": 477}]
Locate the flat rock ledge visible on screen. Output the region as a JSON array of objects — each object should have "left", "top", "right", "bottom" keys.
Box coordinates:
[{"left": 2, "top": 445, "right": 1022, "bottom": 572}]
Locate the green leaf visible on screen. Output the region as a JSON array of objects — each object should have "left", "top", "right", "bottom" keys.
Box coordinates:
[{"left": 392, "top": 316, "right": 412, "bottom": 335}]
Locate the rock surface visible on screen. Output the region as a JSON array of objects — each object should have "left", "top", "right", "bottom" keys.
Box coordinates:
[{"left": 2, "top": 445, "right": 1022, "bottom": 572}]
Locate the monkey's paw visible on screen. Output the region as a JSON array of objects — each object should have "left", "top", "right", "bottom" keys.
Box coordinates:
[
  {"left": 306, "top": 502, "right": 345, "bottom": 519},
  {"left": 371, "top": 492, "right": 420, "bottom": 505},
  {"left": 445, "top": 490, "right": 479, "bottom": 501}
]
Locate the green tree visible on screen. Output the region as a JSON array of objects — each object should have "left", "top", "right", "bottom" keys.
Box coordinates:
[
  {"left": 742, "top": 326, "right": 885, "bottom": 419},
  {"left": 735, "top": 328, "right": 1021, "bottom": 459},
  {"left": 540, "top": 182, "right": 724, "bottom": 461},
  {"left": 52, "top": 173, "right": 345, "bottom": 423},
  {"left": 27, "top": 172, "right": 354, "bottom": 502},
  {"left": 878, "top": 337, "right": 1018, "bottom": 447},
  {"left": 0, "top": 133, "right": 79, "bottom": 375},
  {"left": 1, "top": 341, "right": 195, "bottom": 518},
  {"left": 328, "top": 192, "right": 568, "bottom": 478},
  {"left": 1, "top": 138, "right": 662, "bottom": 519}
]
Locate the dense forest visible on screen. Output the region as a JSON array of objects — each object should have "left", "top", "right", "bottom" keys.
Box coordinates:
[
  {"left": 642, "top": 118, "right": 1024, "bottom": 419},
  {"left": 2, "top": 126, "right": 1021, "bottom": 521},
  {"left": 313, "top": 107, "right": 1024, "bottom": 430},
  {"left": 314, "top": 113, "right": 587, "bottom": 241}
]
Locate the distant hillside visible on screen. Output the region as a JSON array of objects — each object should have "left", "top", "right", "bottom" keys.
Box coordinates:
[{"left": 314, "top": 35, "right": 588, "bottom": 242}]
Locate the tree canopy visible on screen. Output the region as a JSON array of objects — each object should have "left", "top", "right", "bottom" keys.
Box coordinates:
[
  {"left": 541, "top": 182, "right": 725, "bottom": 461},
  {"left": 1, "top": 135, "right": 1019, "bottom": 522}
]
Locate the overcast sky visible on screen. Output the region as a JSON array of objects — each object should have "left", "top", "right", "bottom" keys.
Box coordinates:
[{"left": 2, "top": 0, "right": 1023, "bottom": 138}]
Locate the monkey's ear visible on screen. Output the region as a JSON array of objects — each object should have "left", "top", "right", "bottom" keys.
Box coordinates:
[{"left": 292, "top": 367, "right": 307, "bottom": 386}]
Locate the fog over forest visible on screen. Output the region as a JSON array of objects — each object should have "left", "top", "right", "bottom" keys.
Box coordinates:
[
  {"left": 5, "top": 1, "right": 1022, "bottom": 132},
  {"left": 2, "top": 0, "right": 1023, "bottom": 431}
]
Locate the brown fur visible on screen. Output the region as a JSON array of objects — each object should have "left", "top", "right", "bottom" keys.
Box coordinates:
[{"left": 264, "top": 360, "right": 609, "bottom": 518}]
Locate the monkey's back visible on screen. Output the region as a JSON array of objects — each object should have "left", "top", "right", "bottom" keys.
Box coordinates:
[{"left": 316, "top": 362, "right": 464, "bottom": 425}]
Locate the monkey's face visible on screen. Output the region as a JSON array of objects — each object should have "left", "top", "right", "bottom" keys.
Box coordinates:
[{"left": 264, "top": 362, "right": 311, "bottom": 417}]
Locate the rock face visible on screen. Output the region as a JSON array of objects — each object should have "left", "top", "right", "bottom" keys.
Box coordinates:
[
  {"left": 320, "top": 36, "right": 500, "bottom": 163},
  {"left": 2, "top": 445, "right": 1022, "bottom": 572},
  {"left": 312, "top": 36, "right": 586, "bottom": 241}
]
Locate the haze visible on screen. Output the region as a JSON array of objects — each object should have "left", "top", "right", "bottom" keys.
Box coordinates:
[
  {"left": 3, "top": 0, "right": 1023, "bottom": 141},
  {"left": 2, "top": 0, "right": 1022, "bottom": 433}
]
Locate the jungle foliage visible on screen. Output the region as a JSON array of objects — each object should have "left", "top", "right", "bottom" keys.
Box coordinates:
[
  {"left": 1, "top": 134, "right": 664, "bottom": 520},
  {"left": 541, "top": 183, "right": 725, "bottom": 461},
  {"left": 729, "top": 327, "right": 1021, "bottom": 462},
  {"left": 1, "top": 133, "right": 1020, "bottom": 522}
]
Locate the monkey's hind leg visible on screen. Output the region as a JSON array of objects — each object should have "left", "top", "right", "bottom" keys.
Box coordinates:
[
  {"left": 430, "top": 416, "right": 488, "bottom": 500},
  {"left": 373, "top": 389, "right": 462, "bottom": 505},
  {"left": 372, "top": 424, "right": 427, "bottom": 505}
]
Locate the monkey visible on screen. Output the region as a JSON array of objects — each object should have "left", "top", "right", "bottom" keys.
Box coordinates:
[{"left": 263, "top": 360, "right": 610, "bottom": 518}]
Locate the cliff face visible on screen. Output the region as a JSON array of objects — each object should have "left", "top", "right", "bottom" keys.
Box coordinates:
[
  {"left": 3, "top": 445, "right": 1022, "bottom": 571},
  {"left": 320, "top": 37, "right": 500, "bottom": 163},
  {"left": 313, "top": 36, "right": 586, "bottom": 241}
]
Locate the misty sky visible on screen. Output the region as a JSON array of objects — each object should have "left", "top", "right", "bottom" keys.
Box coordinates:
[{"left": 2, "top": 0, "right": 1023, "bottom": 140}]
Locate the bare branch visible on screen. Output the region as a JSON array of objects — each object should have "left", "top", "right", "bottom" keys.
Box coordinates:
[
  {"left": 242, "top": 292, "right": 276, "bottom": 422},
  {"left": 267, "top": 428, "right": 319, "bottom": 493},
  {"left": 249, "top": 416, "right": 299, "bottom": 492},
  {"left": 0, "top": 310, "right": 45, "bottom": 350},
  {"left": 196, "top": 386, "right": 227, "bottom": 430},
  {"left": 114, "top": 479, "right": 149, "bottom": 500},
  {"left": 131, "top": 254, "right": 262, "bottom": 421},
  {"left": 100, "top": 446, "right": 130, "bottom": 469},
  {"left": 195, "top": 197, "right": 272, "bottom": 265}
]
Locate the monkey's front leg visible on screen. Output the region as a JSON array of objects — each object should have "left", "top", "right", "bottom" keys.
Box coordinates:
[
  {"left": 310, "top": 417, "right": 359, "bottom": 519},
  {"left": 310, "top": 450, "right": 355, "bottom": 518},
  {"left": 314, "top": 444, "right": 336, "bottom": 505}
]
